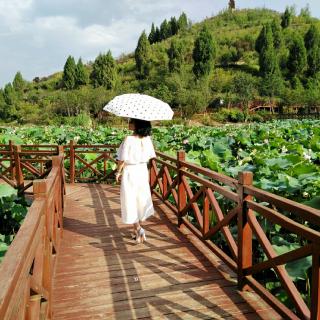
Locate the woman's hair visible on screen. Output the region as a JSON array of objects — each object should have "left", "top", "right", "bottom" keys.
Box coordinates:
[{"left": 130, "top": 118, "right": 152, "bottom": 137}]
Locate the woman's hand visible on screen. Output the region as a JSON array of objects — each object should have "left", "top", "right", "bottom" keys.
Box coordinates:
[{"left": 115, "top": 171, "right": 122, "bottom": 183}]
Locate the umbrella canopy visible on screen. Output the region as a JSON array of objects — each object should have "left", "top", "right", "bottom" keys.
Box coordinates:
[{"left": 103, "top": 93, "right": 173, "bottom": 121}]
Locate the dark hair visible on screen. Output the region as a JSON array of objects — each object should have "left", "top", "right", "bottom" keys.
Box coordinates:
[{"left": 130, "top": 118, "right": 152, "bottom": 137}]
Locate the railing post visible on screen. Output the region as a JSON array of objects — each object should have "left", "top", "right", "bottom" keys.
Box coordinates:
[
  {"left": 149, "top": 159, "right": 156, "bottom": 190},
  {"left": 162, "top": 166, "right": 168, "bottom": 200},
  {"left": 69, "top": 140, "right": 75, "bottom": 183},
  {"left": 33, "top": 179, "right": 52, "bottom": 319},
  {"left": 14, "top": 145, "right": 24, "bottom": 194},
  {"left": 177, "top": 151, "right": 186, "bottom": 227},
  {"left": 311, "top": 244, "right": 320, "bottom": 320},
  {"left": 9, "top": 140, "right": 15, "bottom": 179},
  {"left": 237, "top": 171, "right": 253, "bottom": 290}
]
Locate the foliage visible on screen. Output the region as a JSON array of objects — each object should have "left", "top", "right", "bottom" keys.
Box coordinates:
[
  {"left": 192, "top": 26, "right": 216, "bottom": 78},
  {"left": 281, "top": 6, "right": 293, "bottom": 29},
  {"left": 90, "top": 51, "right": 117, "bottom": 89},
  {"left": 135, "top": 31, "right": 151, "bottom": 79},
  {"left": 287, "top": 32, "right": 307, "bottom": 79},
  {"left": 167, "top": 39, "right": 184, "bottom": 73},
  {"left": 62, "top": 55, "right": 77, "bottom": 90},
  {"left": 76, "top": 58, "right": 89, "bottom": 87},
  {"left": 304, "top": 25, "right": 320, "bottom": 76}
]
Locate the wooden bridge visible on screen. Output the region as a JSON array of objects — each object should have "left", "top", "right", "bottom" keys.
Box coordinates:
[{"left": 0, "top": 142, "right": 319, "bottom": 319}]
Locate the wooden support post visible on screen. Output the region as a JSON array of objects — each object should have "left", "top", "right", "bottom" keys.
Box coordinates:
[
  {"left": 149, "top": 159, "right": 156, "bottom": 190},
  {"left": 162, "top": 167, "right": 168, "bottom": 200},
  {"left": 69, "top": 140, "right": 75, "bottom": 184},
  {"left": 33, "top": 179, "right": 52, "bottom": 319},
  {"left": 237, "top": 171, "right": 253, "bottom": 291},
  {"left": 177, "top": 151, "right": 186, "bottom": 226},
  {"left": 14, "top": 145, "right": 24, "bottom": 194},
  {"left": 311, "top": 244, "right": 320, "bottom": 320}
]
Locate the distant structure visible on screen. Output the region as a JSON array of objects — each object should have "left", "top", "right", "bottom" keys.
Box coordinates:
[{"left": 228, "top": 0, "right": 235, "bottom": 11}]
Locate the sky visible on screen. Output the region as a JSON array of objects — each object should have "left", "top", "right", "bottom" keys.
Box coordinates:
[{"left": 0, "top": 0, "right": 319, "bottom": 87}]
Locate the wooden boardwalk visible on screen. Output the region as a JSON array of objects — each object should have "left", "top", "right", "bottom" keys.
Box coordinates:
[{"left": 52, "top": 184, "right": 281, "bottom": 320}]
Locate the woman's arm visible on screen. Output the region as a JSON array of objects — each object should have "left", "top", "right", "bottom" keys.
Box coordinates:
[{"left": 115, "top": 160, "right": 125, "bottom": 183}]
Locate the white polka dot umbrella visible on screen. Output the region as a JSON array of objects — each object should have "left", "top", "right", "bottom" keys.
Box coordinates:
[{"left": 103, "top": 93, "right": 174, "bottom": 121}]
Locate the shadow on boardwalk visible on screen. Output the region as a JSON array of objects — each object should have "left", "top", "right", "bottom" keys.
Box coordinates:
[{"left": 52, "top": 184, "right": 282, "bottom": 320}]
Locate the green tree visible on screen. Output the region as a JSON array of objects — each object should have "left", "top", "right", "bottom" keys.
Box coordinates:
[
  {"left": 0, "top": 89, "right": 8, "bottom": 120},
  {"left": 160, "top": 19, "right": 170, "bottom": 40},
  {"left": 76, "top": 58, "right": 88, "bottom": 87},
  {"left": 167, "top": 39, "right": 184, "bottom": 73},
  {"left": 12, "top": 72, "right": 26, "bottom": 93},
  {"left": 305, "top": 25, "right": 320, "bottom": 76},
  {"left": 148, "top": 23, "right": 156, "bottom": 44},
  {"left": 233, "top": 73, "right": 256, "bottom": 117},
  {"left": 62, "top": 55, "right": 77, "bottom": 89},
  {"left": 154, "top": 26, "right": 161, "bottom": 43},
  {"left": 281, "top": 7, "right": 293, "bottom": 29},
  {"left": 192, "top": 26, "right": 216, "bottom": 78},
  {"left": 287, "top": 33, "right": 307, "bottom": 78},
  {"left": 91, "top": 51, "right": 117, "bottom": 89},
  {"left": 271, "top": 20, "right": 283, "bottom": 50},
  {"left": 259, "top": 25, "right": 278, "bottom": 76},
  {"left": 255, "top": 24, "right": 270, "bottom": 54},
  {"left": 260, "top": 71, "right": 284, "bottom": 99},
  {"left": 135, "top": 31, "right": 151, "bottom": 78},
  {"left": 178, "top": 12, "right": 188, "bottom": 31},
  {"left": 170, "top": 17, "right": 179, "bottom": 35}
]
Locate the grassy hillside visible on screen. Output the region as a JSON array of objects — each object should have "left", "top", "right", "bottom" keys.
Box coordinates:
[{"left": 1, "top": 7, "right": 320, "bottom": 125}]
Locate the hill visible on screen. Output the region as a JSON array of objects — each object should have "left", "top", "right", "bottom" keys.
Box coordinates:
[{"left": 0, "top": 7, "right": 320, "bottom": 125}]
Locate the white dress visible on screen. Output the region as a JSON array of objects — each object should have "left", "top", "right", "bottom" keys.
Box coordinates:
[{"left": 116, "top": 135, "right": 156, "bottom": 224}]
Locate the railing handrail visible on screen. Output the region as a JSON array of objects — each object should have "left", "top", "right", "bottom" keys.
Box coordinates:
[
  {"left": 0, "top": 155, "right": 65, "bottom": 319},
  {"left": 150, "top": 151, "right": 320, "bottom": 320}
]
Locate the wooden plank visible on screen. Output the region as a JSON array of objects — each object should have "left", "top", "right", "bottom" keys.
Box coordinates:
[{"left": 52, "top": 184, "right": 280, "bottom": 320}]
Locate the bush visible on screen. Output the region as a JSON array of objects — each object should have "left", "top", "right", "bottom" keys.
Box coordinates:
[{"left": 63, "top": 113, "right": 93, "bottom": 127}]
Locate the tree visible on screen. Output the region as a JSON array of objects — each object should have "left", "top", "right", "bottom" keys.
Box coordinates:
[
  {"left": 287, "top": 33, "right": 307, "bottom": 78},
  {"left": 12, "top": 72, "right": 26, "bottom": 93},
  {"left": 305, "top": 25, "right": 320, "bottom": 76},
  {"left": 170, "top": 17, "right": 179, "bottom": 36},
  {"left": 281, "top": 6, "right": 293, "bottom": 29},
  {"left": 91, "top": 51, "right": 117, "bottom": 89},
  {"left": 76, "top": 58, "right": 88, "bottom": 87},
  {"left": 255, "top": 24, "right": 269, "bottom": 54},
  {"left": 62, "top": 55, "right": 77, "bottom": 89},
  {"left": 232, "top": 72, "right": 256, "bottom": 115},
  {"left": 154, "top": 26, "right": 161, "bottom": 43},
  {"left": 160, "top": 19, "right": 170, "bottom": 40},
  {"left": 258, "top": 25, "right": 278, "bottom": 76},
  {"left": 134, "top": 31, "right": 151, "bottom": 78},
  {"left": 260, "top": 71, "right": 284, "bottom": 99},
  {"left": 148, "top": 23, "right": 156, "bottom": 44},
  {"left": 168, "top": 39, "right": 184, "bottom": 73},
  {"left": 177, "top": 12, "right": 188, "bottom": 32},
  {"left": 192, "top": 26, "right": 216, "bottom": 78},
  {"left": 271, "top": 20, "right": 283, "bottom": 50}
]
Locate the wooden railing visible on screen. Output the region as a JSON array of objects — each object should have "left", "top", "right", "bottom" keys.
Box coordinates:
[
  {"left": 0, "top": 155, "right": 65, "bottom": 319},
  {"left": 0, "top": 141, "right": 117, "bottom": 189},
  {"left": 150, "top": 150, "right": 320, "bottom": 320}
]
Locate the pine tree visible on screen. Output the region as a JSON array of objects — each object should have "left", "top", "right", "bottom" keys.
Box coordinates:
[
  {"left": 305, "top": 25, "right": 320, "bottom": 76},
  {"left": 170, "top": 17, "right": 179, "bottom": 36},
  {"left": 178, "top": 12, "right": 188, "bottom": 32},
  {"left": 271, "top": 20, "right": 283, "bottom": 50},
  {"left": 258, "top": 24, "right": 278, "bottom": 76},
  {"left": 287, "top": 33, "right": 307, "bottom": 78},
  {"left": 63, "top": 56, "right": 77, "bottom": 90},
  {"left": 91, "top": 51, "right": 117, "bottom": 89},
  {"left": 168, "top": 40, "right": 184, "bottom": 73},
  {"left": 3, "top": 83, "right": 16, "bottom": 106},
  {"left": 76, "top": 58, "right": 88, "bottom": 87},
  {"left": 255, "top": 24, "right": 268, "bottom": 54},
  {"left": 148, "top": 23, "right": 156, "bottom": 44},
  {"left": 160, "top": 19, "right": 170, "bottom": 40},
  {"left": 134, "top": 31, "right": 151, "bottom": 78},
  {"left": 192, "top": 26, "right": 216, "bottom": 78},
  {"left": 281, "top": 7, "right": 292, "bottom": 29},
  {"left": 154, "top": 26, "right": 161, "bottom": 43},
  {"left": 12, "top": 72, "right": 25, "bottom": 93}
]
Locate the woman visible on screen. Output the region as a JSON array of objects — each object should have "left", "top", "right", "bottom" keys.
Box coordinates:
[{"left": 115, "top": 118, "right": 156, "bottom": 243}]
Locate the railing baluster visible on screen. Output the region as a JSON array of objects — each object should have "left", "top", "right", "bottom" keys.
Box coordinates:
[
  {"left": 69, "top": 140, "right": 75, "bottom": 183},
  {"left": 203, "top": 190, "right": 210, "bottom": 236},
  {"left": 9, "top": 140, "right": 15, "bottom": 180},
  {"left": 14, "top": 145, "right": 24, "bottom": 193},
  {"left": 311, "top": 244, "right": 320, "bottom": 320},
  {"left": 177, "top": 151, "right": 186, "bottom": 226},
  {"left": 237, "top": 171, "right": 253, "bottom": 290}
]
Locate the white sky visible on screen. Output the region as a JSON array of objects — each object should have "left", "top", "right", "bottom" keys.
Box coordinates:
[{"left": 0, "top": 0, "right": 319, "bottom": 87}]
